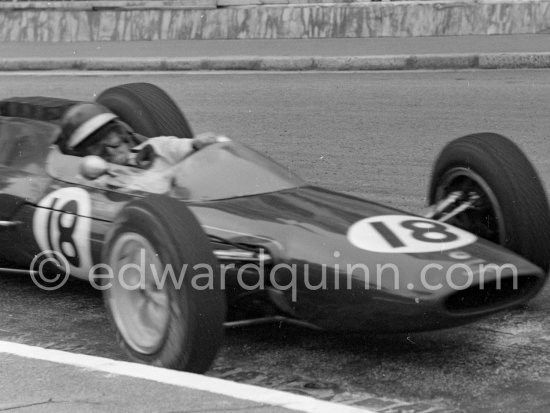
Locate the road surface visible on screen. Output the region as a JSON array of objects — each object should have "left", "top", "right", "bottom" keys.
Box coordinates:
[{"left": 0, "top": 69, "right": 549, "bottom": 413}]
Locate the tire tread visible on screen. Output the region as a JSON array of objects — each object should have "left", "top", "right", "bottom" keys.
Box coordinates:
[{"left": 429, "top": 133, "right": 550, "bottom": 272}]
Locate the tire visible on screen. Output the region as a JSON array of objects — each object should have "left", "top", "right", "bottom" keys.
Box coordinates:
[
  {"left": 428, "top": 132, "right": 550, "bottom": 273},
  {"left": 102, "top": 195, "right": 224, "bottom": 373},
  {"left": 96, "top": 83, "right": 193, "bottom": 139}
]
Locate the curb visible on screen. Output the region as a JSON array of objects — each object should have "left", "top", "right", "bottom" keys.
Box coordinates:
[
  {"left": 0, "top": 341, "right": 374, "bottom": 413},
  {"left": 1, "top": 53, "right": 550, "bottom": 71}
]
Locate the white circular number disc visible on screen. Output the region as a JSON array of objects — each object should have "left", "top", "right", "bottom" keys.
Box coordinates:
[
  {"left": 347, "top": 215, "right": 477, "bottom": 253},
  {"left": 33, "top": 187, "right": 93, "bottom": 279}
]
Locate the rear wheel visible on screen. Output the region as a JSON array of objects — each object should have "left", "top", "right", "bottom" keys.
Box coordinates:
[
  {"left": 96, "top": 83, "right": 193, "bottom": 139},
  {"left": 428, "top": 133, "right": 550, "bottom": 272},
  {"left": 102, "top": 196, "right": 224, "bottom": 373}
]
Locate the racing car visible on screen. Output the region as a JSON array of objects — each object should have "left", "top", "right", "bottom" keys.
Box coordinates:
[{"left": 0, "top": 82, "right": 548, "bottom": 373}]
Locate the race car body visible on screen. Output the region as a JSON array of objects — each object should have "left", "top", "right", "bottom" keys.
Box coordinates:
[
  {"left": 0, "top": 83, "right": 548, "bottom": 373},
  {"left": 1, "top": 114, "right": 544, "bottom": 330}
]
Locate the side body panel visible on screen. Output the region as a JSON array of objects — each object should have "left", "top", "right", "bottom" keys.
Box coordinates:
[{"left": 0, "top": 117, "right": 59, "bottom": 263}]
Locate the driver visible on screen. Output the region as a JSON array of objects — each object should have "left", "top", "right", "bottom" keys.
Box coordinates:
[{"left": 58, "top": 102, "right": 228, "bottom": 169}]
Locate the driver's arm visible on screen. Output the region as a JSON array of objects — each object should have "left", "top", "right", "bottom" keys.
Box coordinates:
[
  {"left": 134, "top": 136, "right": 193, "bottom": 169},
  {"left": 135, "top": 133, "right": 230, "bottom": 169}
]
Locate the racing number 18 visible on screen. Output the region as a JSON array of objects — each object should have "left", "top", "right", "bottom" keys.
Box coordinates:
[
  {"left": 370, "top": 219, "right": 459, "bottom": 248},
  {"left": 46, "top": 197, "right": 80, "bottom": 267}
]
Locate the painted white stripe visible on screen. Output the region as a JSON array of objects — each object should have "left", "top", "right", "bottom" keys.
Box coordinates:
[{"left": 0, "top": 340, "right": 374, "bottom": 413}]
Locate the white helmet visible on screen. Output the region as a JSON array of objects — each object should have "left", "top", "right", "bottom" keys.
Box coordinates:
[{"left": 61, "top": 103, "right": 118, "bottom": 150}]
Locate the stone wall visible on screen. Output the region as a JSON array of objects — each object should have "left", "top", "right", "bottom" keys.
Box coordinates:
[{"left": 0, "top": 0, "right": 549, "bottom": 41}]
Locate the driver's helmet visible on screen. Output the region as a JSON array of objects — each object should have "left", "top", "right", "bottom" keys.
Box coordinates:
[{"left": 59, "top": 102, "right": 118, "bottom": 153}]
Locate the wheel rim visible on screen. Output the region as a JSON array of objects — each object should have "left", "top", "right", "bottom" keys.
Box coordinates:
[
  {"left": 106, "top": 232, "right": 171, "bottom": 355},
  {"left": 435, "top": 167, "right": 506, "bottom": 245}
]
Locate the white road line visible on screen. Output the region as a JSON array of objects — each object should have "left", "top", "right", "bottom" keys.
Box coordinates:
[{"left": 0, "top": 340, "right": 374, "bottom": 413}]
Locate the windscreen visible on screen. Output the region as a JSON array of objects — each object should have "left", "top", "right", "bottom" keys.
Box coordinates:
[{"left": 171, "top": 142, "right": 304, "bottom": 201}]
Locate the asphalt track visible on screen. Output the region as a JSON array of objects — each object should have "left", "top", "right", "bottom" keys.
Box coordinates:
[{"left": 0, "top": 70, "right": 550, "bottom": 412}]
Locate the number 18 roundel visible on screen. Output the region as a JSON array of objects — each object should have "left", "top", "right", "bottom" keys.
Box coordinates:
[
  {"left": 32, "top": 187, "right": 94, "bottom": 279},
  {"left": 347, "top": 215, "right": 477, "bottom": 253}
]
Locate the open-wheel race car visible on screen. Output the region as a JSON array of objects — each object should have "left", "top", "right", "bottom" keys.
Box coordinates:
[{"left": 0, "top": 83, "right": 548, "bottom": 373}]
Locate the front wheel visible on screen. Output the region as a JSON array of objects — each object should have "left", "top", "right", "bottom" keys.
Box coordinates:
[
  {"left": 428, "top": 133, "right": 550, "bottom": 273},
  {"left": 102, "top": 196, "right": 225, "bottom": 373}
]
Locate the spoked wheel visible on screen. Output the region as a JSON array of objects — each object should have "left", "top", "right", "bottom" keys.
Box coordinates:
[
  {"left": 103, "top": 195, "right": 225, "bottom": 373},
  {"left": 428, "top": 133, "right": 550, "bottom": 273}
]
